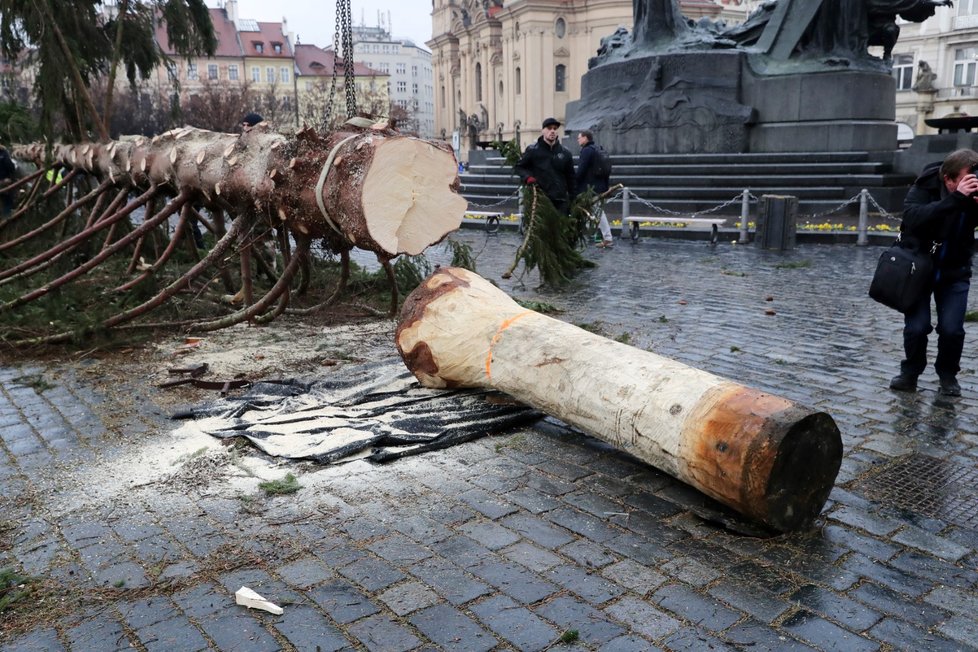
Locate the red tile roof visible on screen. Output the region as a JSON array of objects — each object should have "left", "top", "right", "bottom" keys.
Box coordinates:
[
  {"left": 241, "top": 22, "right": 293, "bottom": 58},
  {"left": 294, "top": 43, "right": 381, "bottom": 77}
]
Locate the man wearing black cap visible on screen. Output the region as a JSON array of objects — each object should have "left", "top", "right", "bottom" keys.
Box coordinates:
[
  {"left": 241, "top": 113, "right": 264, "bottom": 132},
  {"left": 514, "top": 117, "right": 576, "bottom": 215}
]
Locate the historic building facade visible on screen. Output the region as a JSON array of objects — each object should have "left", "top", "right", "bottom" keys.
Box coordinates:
[{"left": 427, "top": 0, "right": 736, "bottom": 160}]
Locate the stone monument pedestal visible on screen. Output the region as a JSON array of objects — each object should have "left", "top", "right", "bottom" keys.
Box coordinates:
[{"left": 565, "top": 50, "right": 898, "bottom": 153}]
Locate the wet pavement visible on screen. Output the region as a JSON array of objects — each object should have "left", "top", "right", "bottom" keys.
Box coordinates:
[{"left": 2, "top": 230, "right": 978, "bottom": 651}]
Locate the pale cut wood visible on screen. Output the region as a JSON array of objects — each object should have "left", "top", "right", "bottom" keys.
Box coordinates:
[
  {"left": 235, "top": 586, "right": 284, "bottom": 615},
  {"left": 396, "top": 267, "right": 842, "bottom": 533}
]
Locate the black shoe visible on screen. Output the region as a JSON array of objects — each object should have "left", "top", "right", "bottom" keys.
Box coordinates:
[
  {"left": 889, "top": 374, "right": 918, "bottom": 392},
  {"left": 939, "top": 376, "right": 961, "bottom": 397}
]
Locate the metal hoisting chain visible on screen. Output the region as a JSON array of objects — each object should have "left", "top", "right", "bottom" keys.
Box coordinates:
[{"left": 322, "top": 0, "right": 357, "bottom": 132}]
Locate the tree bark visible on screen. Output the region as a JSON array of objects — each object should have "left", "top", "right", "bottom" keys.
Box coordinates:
[
  {"left": 12, "top": 124, "right": 467, "bottom": 258},
  {"left": 396, "top": 267, "right": 843, "bottom": 533}
]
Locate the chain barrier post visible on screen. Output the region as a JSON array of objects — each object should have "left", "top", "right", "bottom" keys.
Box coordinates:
[
  {"left": 857, "top": 188, "right": 869, "bottom": 246},
  {"left": 738, "top": 188, "right": 750, "bottom": 244}
]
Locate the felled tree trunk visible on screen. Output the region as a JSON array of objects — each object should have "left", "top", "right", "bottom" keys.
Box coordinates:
[
  {"left": 396, "top": 267, "right": 843, "bottom": 533},
  {"left": 12, "top": 124, "right": 466, "bottom": 257}
]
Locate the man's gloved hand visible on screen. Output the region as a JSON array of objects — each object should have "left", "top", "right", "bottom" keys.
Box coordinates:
[{"left": 525, "top": 176, "right": 537, "bottom": 185}]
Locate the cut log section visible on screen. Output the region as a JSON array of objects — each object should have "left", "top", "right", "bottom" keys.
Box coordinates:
[
  {"left": 396, "top": 267, "right": 843, "bottom": 533},
  {"left": 11, "top": 126, "right": 467, "bottom": 258}
]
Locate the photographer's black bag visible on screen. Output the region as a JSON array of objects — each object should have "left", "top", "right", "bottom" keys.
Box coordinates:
[{"left": 869, "top": 238, "right": 935, "bottom": 313}]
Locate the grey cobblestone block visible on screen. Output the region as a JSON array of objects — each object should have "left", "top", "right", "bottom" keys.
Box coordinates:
[
  {"left": 937, "top": 614, "right": 978, "bottom": 648},
  {"left": 340, "top": 514, "right": 390, "bottom": 541},
  {"left": 458, "top": 487, "right": 519, "bottom": 519},
  {"left": 596, "top": 635, "right": 663, "bottom": 651},
  {"left": 821, "top": 524, "right": 900, "bottom": 562},
  {"left": 307, "top": 579, "right": 380, "bottom": 624},
  {"left": 602, "top": 596, "right": 682, "bottom": 641},
  {"left": 523, "top": 472, "right": 575, "bottom": 496},
  {"left": 389, "top": 513, "right": 453, "bottom": 544},
  {"left": 663, "top": 627, "right": 738, "bottom": 651},
  {"left": 469, "top": 558, "right": 557, "bottom": 604},
  {"left": 889, "top": 549, "right": 978, "bottom": 591},
  {"left": 851, "top": 580, "right": 950, "bottom": 627},
  {"left": 315, "top": 541, "right": 367, "bottom": 570},
  {"left": 622, "top": 491, "right": 683, "bottom": 519},
  {"left": 500, "top": 513, "right": 575, "bottom": 549},
  {"left": 501, "top": 542, "right": 563, "bottom": 572},
  {"left": 781, "top": 609, "right": 880, "bottom": 652},
  {"left": 470, "top": 594, "right": 560, "bottom": 651},
  {"left": 603, "top": 532, "right": 668, "bottom": 566},
  {"left": 727, "top": 559, "right": 797, "bottom": 595},
  {"left": 561, "top": 491, "right": 626, "bottom": 519},
  {"left": 423, "top": 499, "right": 480, "bottom": 527},
  {"left": 272, "top": 604, "right": 350, "bottom": 651},
  {"left": 600, "top": 559, "right": 668, "bottom": 596},
  {"left": 659, "top": 556, "right": 720, "bottom": 587},
  {"left": 724, "top": 620, "right": 818, "bottom": 651},
  {"left": 365, "top": 533, "right": 432, "bottom": 567},
  {"left": 457, "top": 519, "right": 522, "bottom": 550},
  {"left": 707, "top": 579, "right": 790, "bottom": 624},
  {"left": 65, "top": 615, "right": 130, "bottom": 651},
  {"left": 557, "top": 539, "right": 618, "bottom": 569},
  {"left": 430, "top": 534, "right": 495, "bottom": 568},
  {"left": 535, "top": 458, "right": 593, "bottom": 483},
  {"left": 789, "top": 584, "right": 883, "bottom": 632},
  {"left": 408, "top": 556, "right": 492, "bottom": 606},
  {"left": 533, "top": 595, "right": 626, "bottom": 645},
  {"left": 546, "top": 507, "right": 621, "bottom": 543},
  {"left": 338, "top": 555, "right": 406, "bottom": 592},
  {"left": 891, "top": 525, "right": 972, "bottom": 562},
  {"left": 548, "top": 564, "right": 624, "bottom": 605},
  {"left": 93, "top": 561, "right": 150, "bottom": 589},
  {"left": 652, "top": 583, "right": 742, "bottom": 632},
  {"left": 275, "top": 556, "right": 335, "bottom": 589},
  {"left": 0, "top": 627, "right": 65, "bottom": 652},
  {"left": 868, "top": 617, "right": 964, "bottom": 651},
  {"left": 378, "top": 580, "right": 440, "bottom": 616},
  {"left": 504, "top": 487, "right": 562, "bottom": 514},
  {"left": 409, "top": 603, "right": 497, "bottom": 652},
  {"left": 348, "top": 614, "right": 420, "bottom": 652},
  {"left": 120, "top": 597, "right": 208, "bottom": 652},
  {"left": 924, "top": 585, "right": 978, "bottom": 617},
  {"left": 841, "top": 553, "right": 934, "bottom": 598}
]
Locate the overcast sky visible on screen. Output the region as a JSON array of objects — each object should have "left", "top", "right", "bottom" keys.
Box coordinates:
[{"left": 208, "top": 0, "right": 435, "bottom": 51}]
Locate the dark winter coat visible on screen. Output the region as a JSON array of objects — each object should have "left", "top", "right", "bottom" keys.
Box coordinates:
[
  {"left": 575, "top": 142, "right": 609, "bottom": 194},
  {"left": 514, "top": 136, "right": 575, "bottom": 205},
  {"left": 902, "top": 161, "right": 978, "bottom": 283},
  {"left": 0, "top": 148, "right": 15, "bottom": 181}
]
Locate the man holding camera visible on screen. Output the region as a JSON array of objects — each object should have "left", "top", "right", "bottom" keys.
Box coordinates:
[{"left": 889, "top": 148, "right": 978, "bottom": 397}]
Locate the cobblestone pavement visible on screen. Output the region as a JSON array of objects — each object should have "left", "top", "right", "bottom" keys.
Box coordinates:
[{"left": 2, "top": 231, "right": 978, "bottom": 651}]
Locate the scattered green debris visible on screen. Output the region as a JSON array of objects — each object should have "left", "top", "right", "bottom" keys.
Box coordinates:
[
  {"left": 575, "top": 321, "right": 606, "bottom": 335},
  {"left": 0, "top": 568, "right": 33, "bottom": 613},
  {"left": 658, "top": 315, "right": 668, "bottom": 323},
  {"left": 965, "top": 310, "right": 978, "bottom": 322},
  {"left": 11, "top": 374, "right": 53, "bottom": 393},
  {"left": 446, "top": 238, "right": 477, "bottom": 272},
  {"left": 730, "top": 345, "right": 741, "bottom": 353},
  {"left": 721, "top": 269, "right": 747, "bottom": 277},
  {"left": 614, "top": 332, "right": 632, "bottom": 344},
  {"left": 774, "top": 260, "right": 812, "bottom": 269},
  {"left": 113, "top": 579, "right": 125, "bottom": 588},
  {"left": 559, "top": 629, "right": 580, "bottom": 643},
  {"left": 515, "top": 299, "right": 563, "bottom": 314},
  {"left": 259, "top": 473, "right": 301, "bottom": 496}
]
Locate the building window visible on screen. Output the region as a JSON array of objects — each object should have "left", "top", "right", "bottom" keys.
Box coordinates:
[
  {"left": 396, "top": 63, "right": 406, "bottom": 75},
  {"left": 412, "top": 65, "right": 418, "bottom": 77},
  {"left": 266, "top": 66, "right": 275, "bottom": 83},
  {"left": 441, "top": 84, "right": 445, "bottom": 104},
  {"left": 166, "top": 61, "right": 178, "bottom": 81},
  {"left": 958, "top": 0, "right": 978, "bottom": 15},
  {"left": 187, "top": 61, "right": 198, "bottom": 80},
  {"left": 892, "top": 54, "right": 914, "bottom": 91},
  {"left": 498, "top": 80, "right": 503, "bottom": 97},
  {"left": 280, "top": 67, "right": 290, "bottom": 83},
  {"left": 380, "top": 62, "right": 389, "bottom": 73},
  {"left": 412, "top": 82, "right": 418, "bottom": 93},
  {"left": 254, "top": 42, "right": 264, "bottom": 54},
  {"left": 555, "top": 64, "right": 566, "bottom": 92},
  {"left": 555, "top": 17, "right": 566, "bottom": 39},
  {"left": 229, "top": 64, "right": 239, "bottom": 80},
  {"left": 475, "top": 62, "right": 482, "bottom": 101},
  {"left": 954, "top": 48, "right": 977, "bottom": 88},
  {"left": 252, "top": 66, "right": 260, "bottom": 82},
  {"left": 397, "top": 81, "right": 407, "bottom": 92},
  {"left": 516, "top": 67, "right": 521, "bottom": 95},
  {"left": 273, "top": 42, "right": 282, "bottom": 54},
  {"left": 208, "top": 63, "right": 218, "bottom": 80},
  {"left": 306, "top": 81, "right": 313, "bottom": 90}
]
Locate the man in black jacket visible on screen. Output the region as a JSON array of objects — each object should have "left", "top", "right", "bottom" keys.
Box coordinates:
[
  {"left": 0, "top": 146, "right": 16, "bottom": 216},
  {"left": 514, "top": 117, "right": 575, "bottom": 215},
  {"left": 890, "top": 148, "right": 978, "bottom": 397},
  {"left": 576, "top": 129, "right": 613, "bottom": 247}
]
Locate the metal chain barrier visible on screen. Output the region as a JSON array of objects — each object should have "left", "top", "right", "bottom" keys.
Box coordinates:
[
  {"left": 465, "top": 187, "right": 522, "bottom": 210},
  {"left": 802, "top": 193, "right": 861, "bottom": 221},
  {"left": 865, "top": 193, "right": 901, "bottom": 222}
]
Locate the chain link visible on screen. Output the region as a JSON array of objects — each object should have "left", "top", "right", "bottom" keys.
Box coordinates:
[
  {"left": 865, "top": 193, "right": 900, "bottom": 222},
  {"left": 322, "top": 0, "right": 356, "bottom": 132},
  {"left": 465, "top": 187, "right": 522, "bottom": 209}
]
